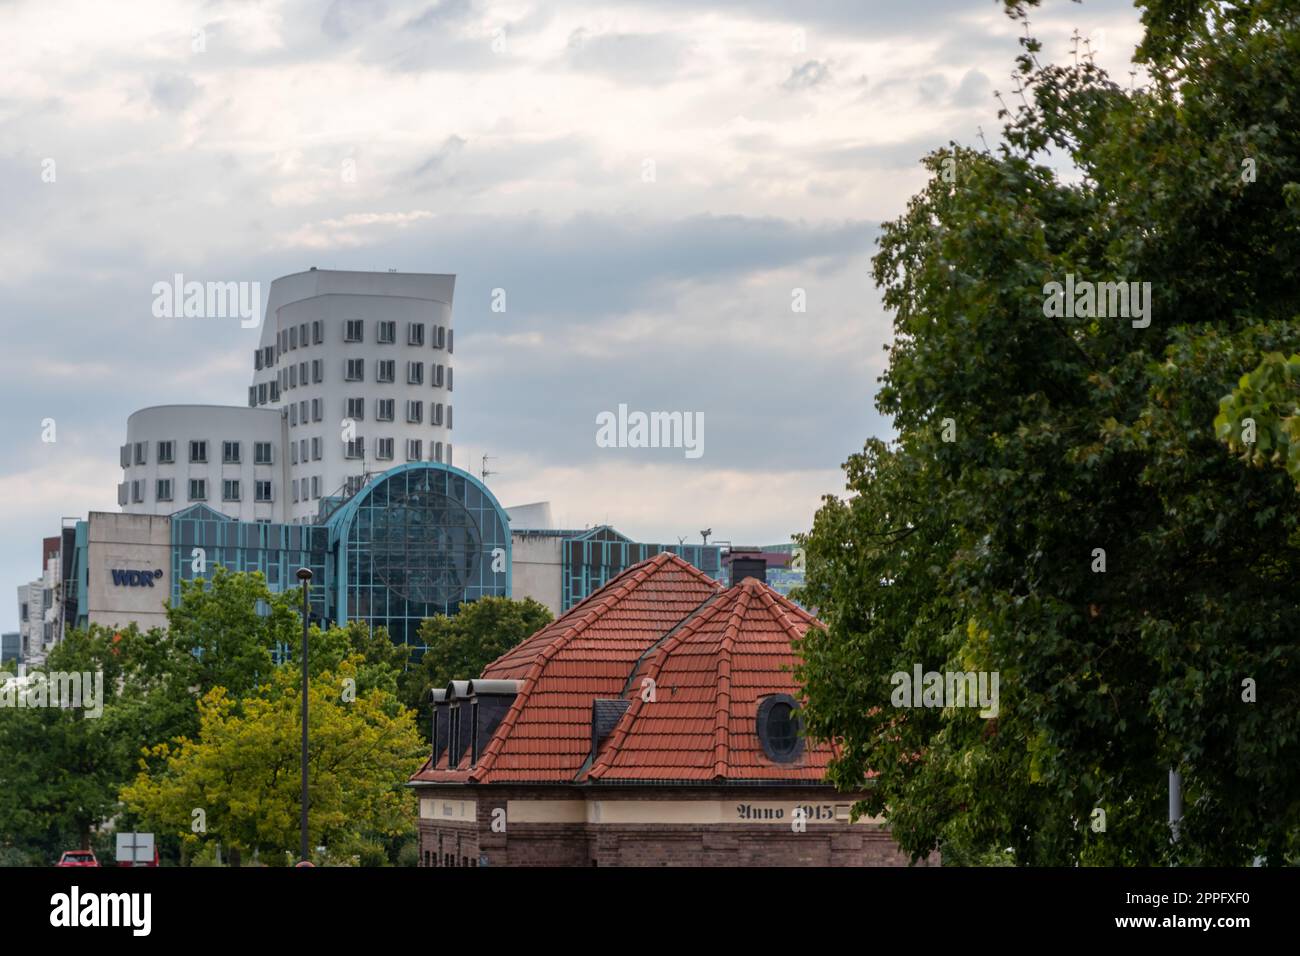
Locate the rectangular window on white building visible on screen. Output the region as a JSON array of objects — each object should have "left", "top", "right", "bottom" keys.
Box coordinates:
[
  {"left": 223, "top": 479, "right": 240, "bottom": 501},
  {"left": 156, "top": 479, "right": 173, "bottom": 501},
  {"left": 406, "top": 439, "right": 422, "bottom": 461},
  {"left": 254, "top": 442, "right": 272, "bottom": 465},
  {"left": 158, "top": 440, "right": 174, "bottom": 463},
  {"left": 255, "top": 480, "right": 272, "bottom": 502},
  {"left": 190, "top": 440, "right": 208, "bottom": 463},
  {"left": 344, "top": 320, "right": 364, "bottom": 342},
  {"left": 189, "top": 478, "right": 207, "bottom": 501}
]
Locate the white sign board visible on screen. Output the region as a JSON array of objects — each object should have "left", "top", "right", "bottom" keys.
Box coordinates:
[{"left": 115, "top": 832, "right": 155, "bottom": 864}]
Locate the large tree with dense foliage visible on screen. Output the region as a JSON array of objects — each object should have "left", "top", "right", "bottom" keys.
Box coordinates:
[
  {"left": 0, "top": 571, "right": 415, "bottom": 864},
  {"left": 121, "top": 656, "right": 423, "bottom": 866},
  {"left": 0, "top": 623, "right": 184, "bottom": 860},
  {"left": 797, "top": 0, "right": 1300, "bottom": 865}
]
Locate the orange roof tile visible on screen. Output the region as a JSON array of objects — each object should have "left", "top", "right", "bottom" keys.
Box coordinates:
[
  {"left": 410, "top": 552, "right": 723, "bottom": 784},
  {"left": 409, "top": 556, "right": 833, "bottom": 787},
  {"left": 583, "top": 578, "right": 830, "bottom": 783}
]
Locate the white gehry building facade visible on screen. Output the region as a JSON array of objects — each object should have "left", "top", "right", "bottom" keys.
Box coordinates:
[{"left": 118, "top": 269, "right": 455, "bottom": 523}]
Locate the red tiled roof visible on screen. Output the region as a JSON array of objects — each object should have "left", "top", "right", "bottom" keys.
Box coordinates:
[
  {"left": 409, "top": 553, "right": 831, "bottom": 786},
  {"left": 410, "top": 552, "right": 723, "bottom": 784},
  {"left": 582, "top": 577, "right": 829, "bottom": 783}
]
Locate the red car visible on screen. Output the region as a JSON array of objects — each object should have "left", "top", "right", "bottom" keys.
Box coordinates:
[{"left": 56, "top": 850, "right": 99, "bottom": 867}]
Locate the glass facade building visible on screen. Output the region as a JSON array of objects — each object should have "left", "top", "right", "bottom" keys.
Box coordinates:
[
  {"left": 69, "top": 461, "right": 727, "bottom": 656},
  {"left": 76, "top": 462, "right": 512, "bottom": 655},
  {"left": 559, "top": 526, "right": 721, "bottom": 612},
  {"left": 329, "top": 464, "right": 511, "bottom": 647}
]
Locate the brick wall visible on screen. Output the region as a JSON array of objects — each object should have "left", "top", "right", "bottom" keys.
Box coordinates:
[{"left": 415, "top": 786, "right": 937, "bottom": 867}]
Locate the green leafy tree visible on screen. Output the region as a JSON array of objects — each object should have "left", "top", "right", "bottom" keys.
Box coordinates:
[
  {"left": 121, "top": 656, "right": 423, "bottom": 866},
  {"left": 165, "top": 567, "right": 300, "bottom": 698},
  {"left": 402, "top": 597, "right": 553, "bottom": 724},
  {"left": 0, "top": 623, "right": 185, "bottom": 859},
  {"left": 1216, "top": 351, "right": 1300, "bottom": 484},
  {"left": 798, "top": 0, "right": 1300, "bottom": 865}
]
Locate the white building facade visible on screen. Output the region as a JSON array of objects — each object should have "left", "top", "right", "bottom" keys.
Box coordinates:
[
  {"left": 119, "top": 405, "right": 286, "bottom": 521},
  {"left": 118, "top": 269, "right": 456, "bottom": 523},
  {"left": 15, "top": 553, "right": 60, "bottom": 674},
  {"left": 251, "top": 269, "right": 455, "bottom": 522}
]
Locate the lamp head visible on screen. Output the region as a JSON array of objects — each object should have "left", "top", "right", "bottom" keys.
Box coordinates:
[{"left": 296, "top": 567, "right": 313, "bottom": 583}]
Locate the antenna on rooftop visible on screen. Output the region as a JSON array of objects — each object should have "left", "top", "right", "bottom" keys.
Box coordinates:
[
  {"left": 481, "top": 455, "right": 496, "bottom": 481},
  {"left": 700, "top": 528, "right": 712, "bottom": 545}
]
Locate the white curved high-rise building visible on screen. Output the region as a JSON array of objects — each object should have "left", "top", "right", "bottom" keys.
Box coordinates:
[
  {"left": 250, "top": 269, "right": 455, "bottom": 522},
  {"left": 119, "top": 269, "right": 455, "bottom": 523},
  {"left": 118, "top": 405, "right": 286, "bottom": 521}
]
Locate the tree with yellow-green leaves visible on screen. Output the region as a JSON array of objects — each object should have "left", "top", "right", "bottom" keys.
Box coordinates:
[{"left": 121, "top": 655, "right": 424, "bottom": 866}]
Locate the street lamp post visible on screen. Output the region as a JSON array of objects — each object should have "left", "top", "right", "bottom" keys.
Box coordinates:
[{"left": 296, "top": 567, "right": 313, "bottom": 866}]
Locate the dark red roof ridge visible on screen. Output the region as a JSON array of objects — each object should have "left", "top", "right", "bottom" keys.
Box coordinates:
[{"left": 711, "top": 584, "right": 749, "bottom": 779}]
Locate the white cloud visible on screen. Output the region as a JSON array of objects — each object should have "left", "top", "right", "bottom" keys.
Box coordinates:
[{"left": 0, "top": 0, "right": 1147, "bottom": 629}]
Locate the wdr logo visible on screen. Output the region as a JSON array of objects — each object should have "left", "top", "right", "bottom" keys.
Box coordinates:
[{"left": 110, "top": 569, "right": 163, "bottom": 587}]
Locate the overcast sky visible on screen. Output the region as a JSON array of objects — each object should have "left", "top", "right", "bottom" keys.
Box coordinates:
[{"left": 0, "top": 0, "right": 1144, "bottom": 631}]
